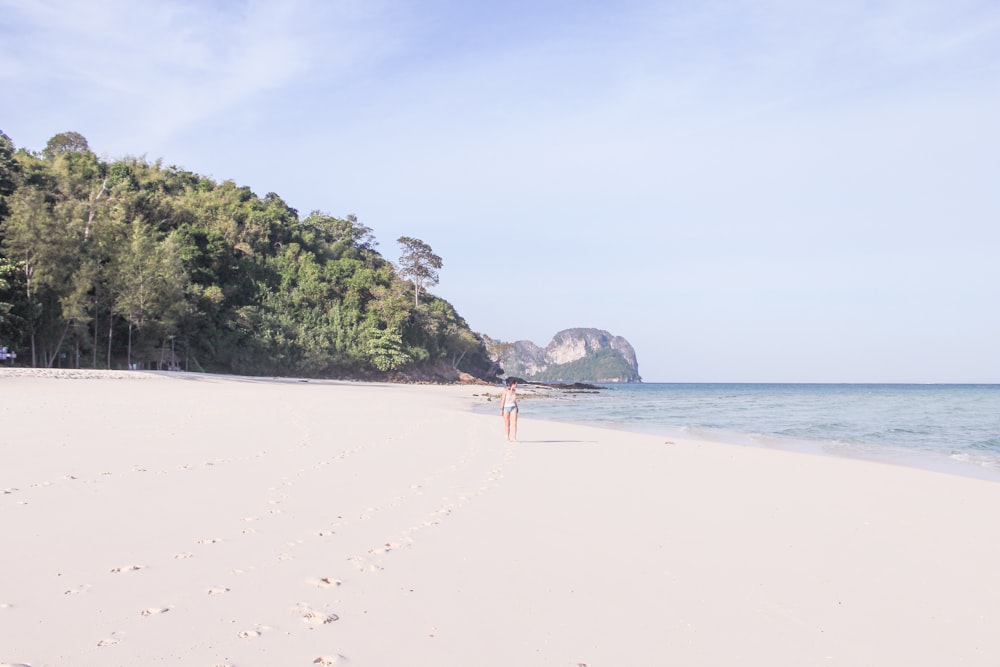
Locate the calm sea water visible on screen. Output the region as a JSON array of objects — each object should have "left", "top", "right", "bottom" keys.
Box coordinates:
[{"left": 508, "top": 383, "right": 1000, "bottom": 482}]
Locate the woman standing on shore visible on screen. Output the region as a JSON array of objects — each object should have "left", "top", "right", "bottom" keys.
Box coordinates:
[{"left": 500, "top": 378, "right": 519, "bottom": 442}]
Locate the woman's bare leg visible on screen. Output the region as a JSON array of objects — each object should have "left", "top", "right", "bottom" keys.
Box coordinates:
[{"left": 510, "top": 410, "right": 518, "bottom": 442}]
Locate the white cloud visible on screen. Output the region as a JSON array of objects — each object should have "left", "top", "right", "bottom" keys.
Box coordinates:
[{"left": 0, "top": 0, "right": 405, "bottom": 151}]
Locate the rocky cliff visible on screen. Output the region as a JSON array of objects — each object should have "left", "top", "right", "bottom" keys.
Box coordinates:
[{"left": 490, "top": 328, "right": 641, "bottom": 383}]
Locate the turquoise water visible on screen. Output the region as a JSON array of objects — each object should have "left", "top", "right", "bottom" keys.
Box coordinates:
[{"left": 509, "top": 383, "right": 1000, "bottom": 481}]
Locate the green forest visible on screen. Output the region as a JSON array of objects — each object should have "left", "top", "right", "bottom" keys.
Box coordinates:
[{"left": 0, "top": 130, "right": 498, "bottom": 381}]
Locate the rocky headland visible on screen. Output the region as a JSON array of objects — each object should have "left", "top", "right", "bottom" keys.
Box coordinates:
[{"left": 488, "top": 328, "right": 641, "bottom": 383}]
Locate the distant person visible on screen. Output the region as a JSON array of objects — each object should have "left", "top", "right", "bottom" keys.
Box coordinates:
[{"left": 500, "top": 378, "right": 519, "bottom": 442}]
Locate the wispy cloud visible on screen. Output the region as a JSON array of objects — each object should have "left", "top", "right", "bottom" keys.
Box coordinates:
[
  {"left": 3, "top": 0, "right": 999, "bottom": 379},
  {"left": 0, "top": 0, "right": 403, "bottom": 150}
]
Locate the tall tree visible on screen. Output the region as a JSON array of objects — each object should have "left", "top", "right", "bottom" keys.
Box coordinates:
[
  {"left": 0, "top": 130, "right": 19, "bottom": 220},
  {"left": 396, "top": 236, "right": 442, "bottom": 307},
  {"left": 42, "top": 131, "right": 91, "bottom": 159},
  {"left": 0, "top": 256, "right": 27, "bottom": 349},
  {"left": 113, "top": 218, "right": 187, "bottom": 368},
  {"left": 1, "top": 183, "right": 80, "bottom": 366}
]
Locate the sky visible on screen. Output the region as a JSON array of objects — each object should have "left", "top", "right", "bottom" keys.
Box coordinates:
[{"left": 2, "top": 0, "right": 999, "bottom": 382}]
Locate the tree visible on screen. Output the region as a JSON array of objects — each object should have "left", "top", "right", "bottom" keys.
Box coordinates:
[
  {"left": 446, "top": 324, "right": 480, "bottom": 370},
  {"left": 113, "top": 218, "right": 187, "bottom": 368},
  {"left": 366, "top": 327, "right": 410, "bottom": 371},
  {"left": 396, "top": 236, "right": 442, "bottom": 307},
  {"left": 0, "top": 131, "right": 19, "bottom": 220},
  {"left": 2, "top": 183, "right": 78, "bottom": 366},
  {"left": 4, "top": 134, "right": 113, "bottom": 367},
  {"left": 0, "top": 256, "right": 28, "bottom": 348},
  {"left": 42, "top": 131, "right": 91, "bottom": 159}
]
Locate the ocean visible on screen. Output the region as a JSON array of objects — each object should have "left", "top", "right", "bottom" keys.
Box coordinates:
[{"left": 503, "top": 383, "right": 1000, "bottom": 482}]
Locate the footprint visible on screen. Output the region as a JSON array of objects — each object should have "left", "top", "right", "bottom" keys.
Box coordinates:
[
  {"left": 198, "top": 538, "right": 223, "bottom": 545},
  {"left": 64, "top": 584, "right": 92, "bottom": 595},
  {"left": 237, "top": 625, "right": 270, "bottom": 639},
  {"left": 381, "top": 537, "right": 413, "bottom": 552},
  {"left": 97, "top": 636, "right": 121, "bottom": 647},
  {"left": 296, "top": 604, "right": 339, "bottom": 626},
  {"left": 207, "top": 587, "right": 230, "bottom": 595},
  {"left": 140, "top": 607, "right": 170, "bottom": 617},
  {"left": 174, "top": 552, "right": 193, "bottom": 560},
  {"left": 357, "top": 563, "right": 382, "bottom": 573},
  {"left": 313, "top": 656, "right": 347, "bottom": 665},
  {"left": 314, "top": 577, "right": 342, "bottom": 589},
  {"left": 110, "top": 565, "right": 143, "bottom": 573}
]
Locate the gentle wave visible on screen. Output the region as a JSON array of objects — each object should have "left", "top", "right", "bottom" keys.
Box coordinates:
[{"left": 508, "top": 383, "right": 1000, "bottom": 482}]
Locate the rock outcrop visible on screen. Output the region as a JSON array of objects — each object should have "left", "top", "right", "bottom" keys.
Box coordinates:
[{"left": 489, "top": 328, "right": 640, "bottom": 383}]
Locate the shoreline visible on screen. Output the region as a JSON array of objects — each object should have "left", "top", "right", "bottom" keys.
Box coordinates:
[
  {"left": 486, "top": 382, "right": 1000, "bottom": 485},
  {"left": 3, "top": 370, "right": 1000, "bottom": 665},
  {"left": 510, "top": 415, "right": 1000, "bottom": 485},
  {"left": 7, "top": 367, "right": 997, "bottom": 481}
]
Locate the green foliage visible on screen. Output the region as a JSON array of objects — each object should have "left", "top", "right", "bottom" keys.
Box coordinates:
[
  {"left": 0, "top": 130, "right": 498, "bottom": 380},
  {"left": 42, "top": 131, "right": 91, "bottom": 158},
  {"left": 396, "top": 236, "right": 442, "bottom": 306},
  {"left": 0, "top": 256, "right": 28, "bottom": 347},
  {"left": 0, "top": 131, "right": 19, "bottom": 219},
  {"left": 366, "top": 327, "right": 411, "bottom": 371}
]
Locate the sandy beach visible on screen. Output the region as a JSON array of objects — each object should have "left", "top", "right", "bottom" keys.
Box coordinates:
[{"left": 2, "top": 369, "right": 1000, "bottom": 667}]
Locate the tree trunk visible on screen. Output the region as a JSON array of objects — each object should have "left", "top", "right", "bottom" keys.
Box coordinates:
[
  {"left": 47, "top": 319, "right": 72, "bottom": 368},
  {"left": 107, "top": 313, "right": 113, "bottom": 369},
  {"left": 83, "top": 177, "right": 108, "bottom": 240},
  {"left": 92, "top": 292, "right": 99, "bottom": 368}
]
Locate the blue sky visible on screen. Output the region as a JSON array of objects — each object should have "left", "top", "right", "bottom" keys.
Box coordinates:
[{"left": 2, "top": 0, "right": 999, "bottom": 382}]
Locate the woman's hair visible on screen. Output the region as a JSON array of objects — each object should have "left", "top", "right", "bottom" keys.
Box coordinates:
[{"left": 505, "top": 377, "right": 518, "bottom": 387}]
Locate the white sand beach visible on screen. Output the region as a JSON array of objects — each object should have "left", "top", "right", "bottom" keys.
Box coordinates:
[{"left": 2, "top": 369, "right": 1000, "bottom": 666}]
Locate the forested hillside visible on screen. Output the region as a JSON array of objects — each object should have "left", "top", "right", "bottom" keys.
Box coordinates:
[{"left": 0, "top": 130, "right": 497, "bottom": 381}]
